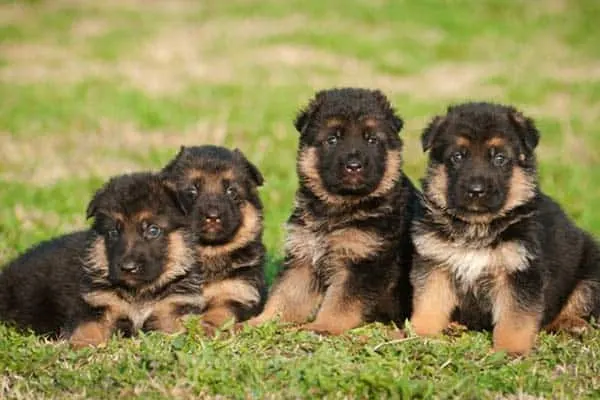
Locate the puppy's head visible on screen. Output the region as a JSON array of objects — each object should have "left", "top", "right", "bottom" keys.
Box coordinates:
[
  {"left": 161, "top": 145, "right": 264, "bottom": 248},
  {"left": 295, "top": 88, "right": 404, "bottom": 203},
  {"left": 86, "top": 173, "right": 190, "bottom": 288},
  {"left": 421, "top": 102, "right": 539, "bottom": 222}
]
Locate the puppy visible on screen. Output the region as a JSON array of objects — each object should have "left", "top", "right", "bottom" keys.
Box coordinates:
[
  {"left": 0, "top": 173, "right": 201, "bottom": 347},
  {"left": 247, "top": 88, "right": 418, "bottom": 335},
  {"left": 161, "top": 145, "right": 266, "bottom": 329},
  {"left": 411, "top": 102, "right": 600, "bottom": 355}
]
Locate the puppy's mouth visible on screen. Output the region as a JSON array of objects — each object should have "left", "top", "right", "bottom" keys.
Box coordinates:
[
  {"left": 196, "top": 221, "right": 239, "bottom": 245},
  {"left": 109, "top": 264, "right": 146, "bottom": 287}
]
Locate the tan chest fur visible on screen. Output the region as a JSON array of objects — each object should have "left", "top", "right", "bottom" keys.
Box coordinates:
[
  {"left": 285, "top": 222, "right": 384, "bottom": 273},
  {"left": 414, "top": 231, "right": 532, "bottom": 290}
]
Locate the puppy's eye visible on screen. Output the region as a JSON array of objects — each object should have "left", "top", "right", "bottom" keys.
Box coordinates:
[
  {"left": 107, "top": 229, "right": 119, "bottom": 240},
  {"left": 451, "top": 151, "right": 464, "bottom": 165},
  {"left": 226, "top": 186, "right": 237, "bottom": 197},
  {"left": 326, "top": 135, "right": 338, "bottom": 145},
  {"left": 366, "top": 135, "right": 378, "bottom": 145},
  {"left": 144, "top": 225, "right": 162, "bottom": 240},
  {"left": 186, "top": 186, "right": 198, "bottom": 199},
  {"left": 492, "top": 153, "right": 508, "bottom": 167}
]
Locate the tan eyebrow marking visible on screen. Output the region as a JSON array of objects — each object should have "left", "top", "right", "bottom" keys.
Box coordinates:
[
  {"left": 325, "top": 118, "right": 343, "bottom": 128},
  {"left": 486, "top": 136, "right": 506, "bottom": 148},
  {"left": 456, "top": 136, "right": 471, "bottom": 147}
]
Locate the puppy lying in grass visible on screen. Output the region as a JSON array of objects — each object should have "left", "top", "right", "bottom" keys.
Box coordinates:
[
  {"left": 0, "top": 173, "right": 202, "bottom": 347},
  {"left": 411, "top": 102, "right": 600, "bottom": 355},
  {"left": 246, "top": 88, "right": 419, "bottom": 335},
  {"left": 161, "top": 145, "right": 266, "bottom": 330}
]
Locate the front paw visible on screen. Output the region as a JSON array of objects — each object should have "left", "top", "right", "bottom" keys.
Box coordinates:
[{"left": 298, "top": 322, "right": 345, "bottom": 336}]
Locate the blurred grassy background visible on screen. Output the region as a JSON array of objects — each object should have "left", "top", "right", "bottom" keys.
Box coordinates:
[{"left": 1, "top": 0, "right": 599, "bottom": 398}]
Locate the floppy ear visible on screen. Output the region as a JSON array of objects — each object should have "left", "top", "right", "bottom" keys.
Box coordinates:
[
  {"left": 372, "top": 90, "right": 403, "bottom": 133},
  {"left": 421, "top": 115, "right": 446, "bottom": 152},
  {"left": 509, "top": 110, "right": 540, "bottom": 153},
  {"left": 161, "top": 179, "right": 189, "bottom": 216},
  {"left": 234, "top": 149, "right": 264, "bottom": 187},
  {"left": 294, "top": 92, "right": 325, "bottom": 134}
]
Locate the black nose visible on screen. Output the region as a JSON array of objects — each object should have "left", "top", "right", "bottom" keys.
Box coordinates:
[
  {"left": 467, "top": 181, "right": 486, "bottom": 198},
  {"left": 205, "top": 208, "right": 221, "bottom": 223},
  {"left": 345, "top": 159, "right": 362, "bottom": 173}
]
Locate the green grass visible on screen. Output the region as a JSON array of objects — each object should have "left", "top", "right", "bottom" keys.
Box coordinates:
[{"left": 1, "top": 0, "right": 600, "bottom": 398}]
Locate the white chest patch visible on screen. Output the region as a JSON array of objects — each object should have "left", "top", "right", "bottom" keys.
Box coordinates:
[{"left": 414, "top": 232, "right": 531, "bottom": 288}]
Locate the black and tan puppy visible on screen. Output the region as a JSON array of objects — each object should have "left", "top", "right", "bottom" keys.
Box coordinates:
[
  {"left": 247, "top": 88, "right": 418, "bottom": 334},
  {"left": 0, "top": 173, "right": 202, "bottom": 347},
  {"left": 160, "top": 145, "right": 266, "bottom": 329},
  {"left": 411, "top": 102, "right": 600, "bottom": 355}
]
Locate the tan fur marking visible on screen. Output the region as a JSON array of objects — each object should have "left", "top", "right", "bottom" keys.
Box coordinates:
[
  {"left": 247, "top": 263, "right": 321, "bottom": 326},
  {"left": 300, "top": 269, "right": 364, "bottom": 335},
  {"left": 135, "top": 210, "right": 155, "bottom": 223},
  {"left": 363, "top": 117, "right": 378, "bottom": 129},
  {"left": 425, "top": 164, "right": 448, "bottom": 209},
  {"left": 201, "top": 306, "right": 237, "bottom": 327},
  {"left": 298, "top": 147, "right": 402, "bottom": 206},
  {"left": 544, "top": 282, "right": 593, "bottom": 334},
  {"left": 69, "top": 319, "right": 113, "bottom": 348},
  {"left": 369, "top": 149, "right": 402, "bottom": 198},
  {"left": 143, "top": 230, "right": 194, "bottom": 294},
  {"left": 85, "top": 236, "right": 109, "bottom": 277},
  {"left": 197, "top": 203, "right": 261, "bottom": 258},
  {"left": 491, "top": 275, "right": 540, "bottom": 355},
  {"left": 327, "top": 228, "right": 383, "bottom": 261},
  {"left": 411, "top": 268, "right": 458, "bottom": 336},
  {"left": 325, "top": 118, "right": 343, "bottom": 128},
  {"left": 502, "top": 166, "right": 536, "bottom": 212},
  {"left": 285, "top": 223, "right": 318, "bottom": 265},
  {"left": 456, "top": 136, "right": 470, "bottom": 147},
  {"left": 202, "top": 278, "right": 261, "bottom": 309},
  {"left": 486, "top": 136, "right": 506, "bottom": 148},
  {"left": 147, "top": 294, "right": 206, "bottom": 334}
]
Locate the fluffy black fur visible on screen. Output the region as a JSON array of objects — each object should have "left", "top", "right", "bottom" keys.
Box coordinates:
[
  {"left": 248, "top": 88, "right": 419, "bottom": 334},
  {"left": 161, "top": 145, "right": 266, "bottom": 325},
  {"left": 411, "top": 102, "right": 600, "bottom": 354}
]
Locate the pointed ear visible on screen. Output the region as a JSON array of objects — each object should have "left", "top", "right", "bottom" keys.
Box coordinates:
[
  {"left": 86, "top": 186, "right": 106, "bottom": 220},
  {"left": 161, "top": 145, "right": 187, "bottom": 175},
  {"left": 294, "top": 92, "right": 325, "bottom": 134},
  {"left": 509, "top": 109, "right": 539, "bottom": 153},
  {"left": 371, "top": 90, "right": 403, "bottom": 133},
  {"left": 421, "top": 115, "right": 446, "bottom": 152},
  {"left": 234, "top": 149, "right": 264, "bottom": 187}
]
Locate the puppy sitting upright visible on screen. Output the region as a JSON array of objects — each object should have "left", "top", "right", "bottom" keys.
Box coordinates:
[
  {"left": 161, "top": 145, "right": 266, "bottom": 328},
  {"left": 248, "top": 88, "right": 418, "bottom": 334},
  {"left": 0, "top": 173, "right": 201, "bottom": 347},
  {"left": 411, "top": 102, "right": 600, "bottom": 355}
]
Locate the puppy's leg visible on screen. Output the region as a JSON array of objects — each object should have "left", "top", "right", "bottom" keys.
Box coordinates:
[
  {"left": 246, "top": 263, "right": 321, "bottom": 326},
  {"left": 69, "top": 316, "right": 114, "bottom": 348},
  {"left": 492, "top": 273, "right": 541, "bottom": 355},
  {"left": 544, "top": 280, "right": 595, "bottom": 335},
  {"left": 202, "top": 278, "right": 261, "bottom": 324},
  {"left": 300, "top": 270, "right": 363, "bottom": 335},
  {"left": 411, "top": 267, "right": 458, "bottom": 336}
]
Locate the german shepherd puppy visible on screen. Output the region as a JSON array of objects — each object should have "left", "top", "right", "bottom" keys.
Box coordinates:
[
  {"left": 160, "top": 145, "right": 266, "bottom": 329},
  {"left": 247, "top": 88, "right": 418, "bottom": 334},
  {"left": 411, "top": 102, "right": 600, "bottom": 355},
  {"left": 0, "top": 173, "right": 201, "bottom": 347}
]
